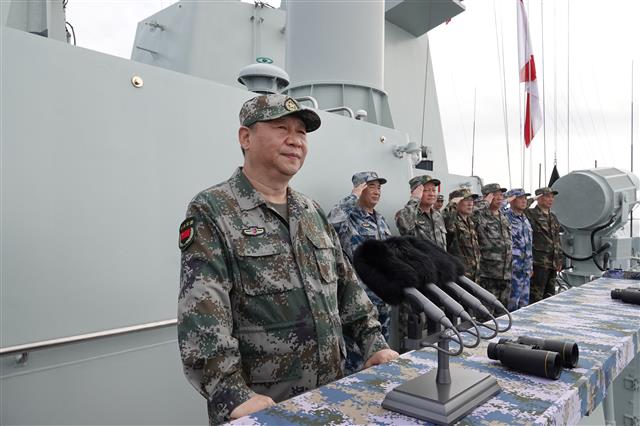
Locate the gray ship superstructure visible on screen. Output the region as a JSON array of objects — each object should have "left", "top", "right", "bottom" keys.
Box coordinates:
[{"left": 1, "top": 1, "right": 638, "bottom": 425}]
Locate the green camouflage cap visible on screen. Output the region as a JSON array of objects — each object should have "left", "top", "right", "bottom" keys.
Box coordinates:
[
  {"left": 409, "top": 175, "right": 441, "bottom": 192},
  {"left": 449, "top": 188, "right": 481, "bottom": 201},
  {"left": 239, "top": 94, "right": 321, "bottom": 132},
  {"left": 352, "top": 171, "right": 387, "bottom": 186},
  {"left": 481, "top": 183, "right": 507, "bottom": 195},
  {"left": 535, "top": 186, "right": 559, "bottom": 196}
]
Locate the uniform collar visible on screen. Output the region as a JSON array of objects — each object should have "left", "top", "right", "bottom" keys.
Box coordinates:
[
  {"left": 230, "top": 167, "right": 308, "bottom": 216},
  {"left": 230, "top": 168, "right": 266, "bottom": 211}
]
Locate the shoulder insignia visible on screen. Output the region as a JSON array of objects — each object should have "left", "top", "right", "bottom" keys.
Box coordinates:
[
  {"left": 242, "top": 226, "right": 266, "bottom": 237},
  {"left": 179, "top": 217, "right": 195, "bottom": 251}
]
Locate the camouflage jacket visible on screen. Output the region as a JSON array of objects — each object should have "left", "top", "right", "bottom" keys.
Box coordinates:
[
  {"left": 443, "top": 209, "right": 481, "bottom": 281},
  {"left": 525, "top": 206, "right": 563, "bottom": 270},
  {"left": 395, "top": 197, "right": 447, "bottom": 250},
  {"left": 178, "top": 168, "right": 388, "bottom": 424},
  {"left": 473, "top": 201, "right": 512, "bottom": 280},
  {"left": 504, "top": 209, "right": 533, "bottom": 275},
  {"left": 327, "top": 194, "right": 392, "bottom": 261}
]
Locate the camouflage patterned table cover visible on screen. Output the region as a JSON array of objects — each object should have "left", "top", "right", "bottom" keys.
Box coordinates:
[{"left": 231, "top": 278, "right": 640, "bottom": 425}]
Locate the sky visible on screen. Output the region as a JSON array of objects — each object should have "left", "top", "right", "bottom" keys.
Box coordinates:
[{"left": 64, "top": 0, "right": 640, "bottom": 191}]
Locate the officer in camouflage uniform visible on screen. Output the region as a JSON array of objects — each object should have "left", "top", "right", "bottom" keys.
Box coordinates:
[
  {"left": 395, "top": 175, "right": 447, "bottom": 250},
  {"left": 525, "top": 187, "right": 563, "bottom": 303},
  {"left": 327, "top": 171, "right": 392, "bottom": 373},
  {"left": 504, "top": 188, "right": 533, "bottom": 311},
  {"left": 443, "top": 188, "right": 481, "bottom": 281},
  {"left": 177, "top": 94, "right": 398, "bottom": 424},
  {"left": 434, "top": 194, "right": 445, "bottom": 212},
  {"left": 474, "top": 183, "right": 513, "bottom": 309}
]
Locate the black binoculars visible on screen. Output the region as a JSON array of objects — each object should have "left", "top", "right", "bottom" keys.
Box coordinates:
[
  {"left": 503, "top": 336, "right": 579, "bottom": 368},
  {"left": 488, "top": 336, "right": 580, "bottom": 379},
  {"left": 611, "top": 287, "right": 640, "bottom": 305},
  {"left": 488, "top": 341, "right": 562, "bottom": 379}
]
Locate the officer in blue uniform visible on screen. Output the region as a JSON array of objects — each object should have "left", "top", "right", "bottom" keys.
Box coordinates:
[{"left": 328, "top": 171, "right": 392, "bottom": 373}]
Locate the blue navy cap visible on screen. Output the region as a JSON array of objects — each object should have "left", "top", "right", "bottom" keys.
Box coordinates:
[{"left": 505, "top": 188, "right": 531, "bottom": 198}]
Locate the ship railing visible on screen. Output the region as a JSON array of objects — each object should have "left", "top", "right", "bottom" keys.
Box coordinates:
[
  {"left": 294, "top": 96, "right": 319, "bottom": 109},
  {"left": 324, "top": 106, "right": 355, "bottom": 118},
  {"left": 0, "top": 319, "right": 177, "bottom": 362}
]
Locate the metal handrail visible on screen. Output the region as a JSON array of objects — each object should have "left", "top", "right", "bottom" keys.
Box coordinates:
[
  {"left": 324, "top": 106, "right": 355, "bottom": 118},
  {"left": 0, "top": 319, "right": 177, "bottom": 357},
  {"left": 295, "top": 96, "right": 319, "bottom": 109}
]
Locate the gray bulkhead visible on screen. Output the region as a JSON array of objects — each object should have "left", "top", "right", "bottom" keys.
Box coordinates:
[{"left": 1, "top": 1, "right": 476, "bottom": 424}]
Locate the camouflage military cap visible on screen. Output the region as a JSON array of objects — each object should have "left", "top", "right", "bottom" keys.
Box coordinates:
[
  {"left": 535, "top": 186, "right": 559, "bottom": 196},
  {"left": 481, "top": 183, "right": 507, "bottom": 195},
  {"left": 239, "top": 94, "right": 321, "bottom": 132},
  {"left": 505, "top": 188, "right": 531, "bottom": 198},
  {"left": 436, "top": 194, "right": 444, "bottom": 201},
  {"left": 449, "top": 188, "right": 481, "bottom": 201},
  {"left": 409, "top": 175, "right": 441, "bottom": 192},
  {"left": 352, "top": 171, "right": 387, "bottom": 186}
]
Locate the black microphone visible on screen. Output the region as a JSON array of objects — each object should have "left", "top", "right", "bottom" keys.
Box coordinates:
[
  {"left": 422, "top": 283, "right": 474, "bottom": 324},
  {"left": 442, "top": 282, "right": 493, "bottom": 319},
  {"left": 457, "top": 275, "right": 506, "bottom": 312},
  {"left": 353, "top": 239, "right": 453, "bottom": 329},
  {"left": 352, "top": 238, "right": 420, "bottom": 305},
  {"left": 403, "top": 288, "right": 454, "bottom": 330},
  {"left": 398, "top": 237, "right": 465, "bottom": 285},
  {"left": 380, "top": 236, "right": 482, "bottom": 321}
]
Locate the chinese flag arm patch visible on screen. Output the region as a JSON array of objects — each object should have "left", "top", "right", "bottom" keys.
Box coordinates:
[{"left": 179, "top": 217, "right": 195, "bottom": 251}]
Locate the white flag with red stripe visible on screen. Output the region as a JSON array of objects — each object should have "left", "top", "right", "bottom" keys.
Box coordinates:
[{"left": 517, "top": 0, "right": 542, "bottom": 147}]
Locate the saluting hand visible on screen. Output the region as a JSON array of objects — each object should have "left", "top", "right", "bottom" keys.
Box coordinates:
[
  {"left": 450, "top": 196, "right": 464, "bottom": 205},
  {"left": 484, "top": 193, "right": 495, "bottom": 204},
  {"left": 352, "top": 182, "right": 368, "bottom": 198},
  {"left": 230, "top": 394, "right": 276, "bottom": 419},
  {"left": 505, "top": 195, "right": 516, "bottom": 203},
  {"left": 411, "top": 185, "right": 424, "bottom": 200},
  {"left": 363, "top": 348, "right": 400, "bottom": 369}
]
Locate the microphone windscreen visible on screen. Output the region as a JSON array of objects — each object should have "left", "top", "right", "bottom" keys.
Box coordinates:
[
  {"left": 353, "top": 239, "right": 420, "bottom": 305},
  {"left": 382, "top": 237, "right": 437, "bottom": 287},
  {"left": 405, "top": 238, "right": 465, "bottom": 285}
]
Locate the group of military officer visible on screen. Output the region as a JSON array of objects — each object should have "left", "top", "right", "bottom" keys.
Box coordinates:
[
  {"left": 177, "top": 94, "right": 563, "bottom": 424},
  {"left": 327, "top": 173, "right": 563, "bottom": 318}
]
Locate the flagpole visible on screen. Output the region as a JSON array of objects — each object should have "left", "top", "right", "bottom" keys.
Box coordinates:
[
  {"left": 494, "top": 0, "right": 512, "bottom": 187},
  {"left": 566, "top": 0, "right": 570, "bottom": 173},
  {"left": 631, "top": 60, "right": 635, "bottom": 238},
  {"left": 471, "top": 88, "right": 477, "bottom": 176},
  {"left": 541, "top": 0, "right": 547, "bottom": 183}
]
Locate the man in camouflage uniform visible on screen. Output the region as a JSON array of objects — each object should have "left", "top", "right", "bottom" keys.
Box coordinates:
[
  {"left": 177, "top": 94, "right": 398, "bottom": 424},
  {"left": 525, "top": 187, "right": 563, "bottom": 303},
  {"left": 395, "top": 175, "right": 447, "bottom": 250},
  {"left": 443, "top": 188, "right": 481, "bottom": 281},
  {"left": 504, "top": 188, "right": 533, "bottom": 311},
  {"left": 474, "top": 183, "right": 513, "bottom": 309},
  {"left": 327, "top": 171, "right": 392, "bottom": 373},
  {"left": 434, "top": 194, "right": 445, "bottom": 212}
]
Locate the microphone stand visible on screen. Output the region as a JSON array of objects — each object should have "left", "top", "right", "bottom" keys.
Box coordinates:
[{"left": 382, "top": 298, "right": 500, "bottom": 425}]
